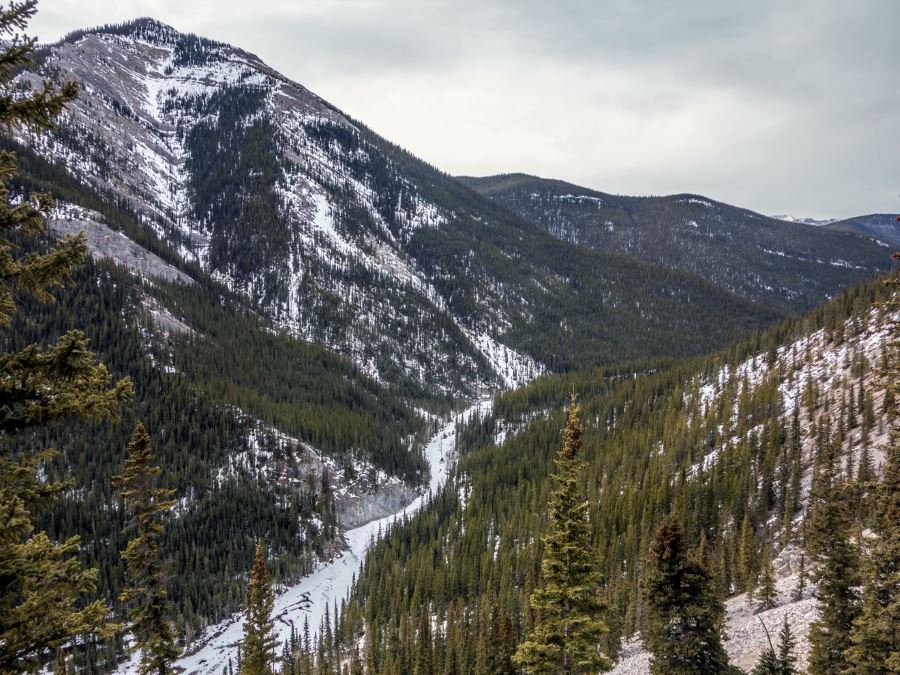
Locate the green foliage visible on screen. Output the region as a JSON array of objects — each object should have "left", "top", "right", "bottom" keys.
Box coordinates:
[
  {"left": 0, "top": 3, "right": 132, "bottom": 671},
  {"left": 332, "top": 273, "right": 896, "bottom": 674},
  {"left": 847, "top": 273, "right": 900, "bottom": 674},
  {"left": 114, "top": 424, "right": 180, "bottom": 674},
  {"left": 807, "top": 443, "right": 862, "bottom": 674},
  {"left": 513, "top": 396, "right": 612, "bottom": 674},
  {"left": 644, "top": 517, "right": 733, "bottom": 674},
  {"left": 755, "top": 549, "right": 777, "bottom": 612},
  {"left": 240, "top": 541, "right": 277, "bottom": 675},
  {"left": 753, "top": 617, "right": 797, "bottom": 675}
]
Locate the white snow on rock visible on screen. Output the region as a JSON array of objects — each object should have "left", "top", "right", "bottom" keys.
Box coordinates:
[
  {"left": 111, "top": 399, "right": 492, "bottom": 675},
  {"left": 612, "top": 549, "right": 817, "bottom": 674}
]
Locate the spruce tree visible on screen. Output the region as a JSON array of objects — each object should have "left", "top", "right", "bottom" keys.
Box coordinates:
[
  {"left": 0, "top": 2, "right": 132, "bottom": 671},
  {"left": 113, "top": 424, "right": 180, "bottom": 674},
  {"left": 513, "top": 395, "right": 612, "bottom": 674},
  {"left": 755, "top": 549, "right": 777, "bottom": 612},
  {"left": 644, "top": 516, "right": 735, "bottom": 674},
  {"left": 754, "top": 617, "right": 798, "bottom": 675},
  {"left": 753, "top": 646, "right": 779, "bottom": 675},
  {"left": 738, "top": 513, "right": 758, "bottom": 592},
  {"left": 846, "top": 281, "right": 899, "bottom": 673},
  {"left": 775, "top": 617, "right": 798, "bottom": 675},
  {"left": 807, "top": 443, "right": 861, "bottom": 674},
  {"left": 240, "top": 541, "right": 277, "bottom": 675}
]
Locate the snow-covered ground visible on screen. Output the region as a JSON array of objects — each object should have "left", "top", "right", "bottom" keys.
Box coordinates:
[
  {"left": 612, "top": 548, "right": 816, "bottom": 674},
  {"left": 116, "top": 399, "right": 492, "bottom": 674}
]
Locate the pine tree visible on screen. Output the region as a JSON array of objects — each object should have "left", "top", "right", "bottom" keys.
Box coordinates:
[
  {"left": 755, "top": 617, "right": 798, "bottom": 675},
  {"left": 513, "top": 395, "right": 612, "bottom": 674},
  {"left": 0, "top": 2, "right": 132, "bottom": 671},
  {"left": 241, "top": 541, "right": 277, "bottom": 675},
  {"left": 753, "top": 646, "right": 779, "bottom": 675},
  {"left": 846, "top": 283, "right": 899, "bottom": 673},
  {"left": 113, "top": 424, "right": 180, "bottom": 674},
  {"left": 775, "top": 617, "right": 798, "bottom": 674},
  {"left": 738, "top": 513, "right": 758, "bottom": 592},
  {"left": 644, "top": 516, "right": 735, "bottom": 674},
  {"left": 755, "top": 549, "right": 777, "bottom": 612},
  {"left": 807, "top": 443, "right": 861, "bottom": 674},
  {"left": 791, "top": 553, "right": 806, "bottom": 602}
]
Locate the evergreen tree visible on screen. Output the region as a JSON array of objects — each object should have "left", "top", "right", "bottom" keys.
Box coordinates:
[
  {"left": 791, "top": 553, "right": 806, "bottom": 602},
  {"left": 513, "top": 395, "right": 612, "bottom": 674},
  {"left": 644, "top": 516, "right": 735, "bottom": 674},
  {"left": 754, "top": 617, "right": 798, "bottom": 675},
  {"left": 846, "top": 284, "right": 899, "bottom": 673},
  {"left": 0, "top": 2, "right": 132, "bottom": 671},
  {"left": 739, "top": 513, "right": 758, "bottom": 592},
  {"left": 113, "top": 424, "right": 180, "bottom": 674},
  {"left": 807, "top": 443, "right": 861, "bottom": 674},
  {"left": 240, "top": 541, "right": 277, "bottom": 675},
  {"left": 775, "top": 617, "right": 798, "bottom": 675},
  {"left": 755, "top": 549, "right": 777, "bottom": 612}
]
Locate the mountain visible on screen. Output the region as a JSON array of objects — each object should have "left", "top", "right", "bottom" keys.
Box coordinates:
[
  {"left": 824, "top": 213, "right": 900, "bottom": 248},
  {"left": 461, "top": 173, "right": 892, "bottom": 314},
  {"left": 771, "top": 214, "right": 838, "bottom": 227},
  {"left": 4, "top": 18, "right": 800, "bottom": 652},
  {"left": 17, "top": 18, "right": 788, "bottom": 387},
  {"left": 337, "top": 272, "right": 898, "bottom": 672},
  {"left": 8, "top": 17, "right": 894, "bottom": 667}
]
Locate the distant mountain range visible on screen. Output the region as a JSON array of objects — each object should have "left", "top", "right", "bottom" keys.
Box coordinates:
[
  {"left": 771, "top": 214, "right": 839, "bottom": 227},
  {"left": 461, "top": 173, "right": 892, "bottom": 314},
  {"left": 773, "top": 213, "right": 900, "bottom": 248},
  {"left": 824, "top": 213, "right": 900, "bottom": 248}
]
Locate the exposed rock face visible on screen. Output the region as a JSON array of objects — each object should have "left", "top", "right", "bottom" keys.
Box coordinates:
[
  {"left": 49, "top": 204, "right": 193, "bottom": 285},
  {"left": 21, "top": 20, "right": 541, "bottom": 397},
  {"left": 334, "top": 479, "right": 419, "bottom": 530}
]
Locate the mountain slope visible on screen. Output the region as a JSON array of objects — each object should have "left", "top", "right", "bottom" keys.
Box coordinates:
[
  {"left": 15, "top": 19, "right": 788, "bottom": 386},
  {"left": 461, "top": 173, "right": 891, "bottom": 314},
  {"left": 335, "top": 272, "right": 898, "bottom": 671},
  {"left": 824, "top": 213, "right": 900, "bottom": 248}
]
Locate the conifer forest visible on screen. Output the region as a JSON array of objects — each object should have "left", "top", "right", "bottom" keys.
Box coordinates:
[{"left": 1, "top": 2, "right": 898, "bottom": 673}]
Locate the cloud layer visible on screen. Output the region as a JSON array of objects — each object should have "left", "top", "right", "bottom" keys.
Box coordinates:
[{"left": 34, "top": 0, "right": 900, "bottom": 217}]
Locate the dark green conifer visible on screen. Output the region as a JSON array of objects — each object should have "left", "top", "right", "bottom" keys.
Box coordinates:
[
  {"left": 240, "top": 541, "right": 277, "bottom": 675},
  {"left": 807, "top": 443, "right": 861, "bottom": 674},
  {"left": 644, "top": 516, "right": 735, "bottom": 674},
  {"left": 776, "top": 618, "right": 798, "bottom": 674},
  {"left": 755, "top": 549, "right": 777, "bottom": 612},
  {"left": 113, "top": 424, "right": 180, "bottom": 674},
  {"left": 754, "top": 617, "right": 797, "bottom": 675},
  {"left": 513, "top": 395, "right": 612, "bottom": 674},
  {"left": 0, "top": 2, "right": 132, "bottom": 671},
  {"left": 846, "top": 292, "right": 899, "bottom": 673}
]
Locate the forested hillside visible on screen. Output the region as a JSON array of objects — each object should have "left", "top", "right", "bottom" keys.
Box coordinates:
[
  {"left": 311, "top": 272, "right": 899, "bottom": 673},
  {"left": 462, "top": 173, "right": 891, "bottom": 314},
  {"left": 15, "top": 18, "right": 820, "bottom": 385},
  {"left": 3, "top": 5, "right": 897, "bottom": 674},
  {"left": 824, "top": 213, "right": 900, "bottom": 248}
]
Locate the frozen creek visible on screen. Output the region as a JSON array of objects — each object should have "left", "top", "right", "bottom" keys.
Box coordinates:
[{"left": 116, "top": 399, "right": 493, "bottom": 674}]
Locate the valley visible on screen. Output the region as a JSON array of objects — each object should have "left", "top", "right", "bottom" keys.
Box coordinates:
[{"left": 1, "top": 6, "right": 897, "bottom": 674}]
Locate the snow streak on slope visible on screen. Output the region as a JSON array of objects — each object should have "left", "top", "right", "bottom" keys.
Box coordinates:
[
  {"left": 690, "top": 306, "right": 895, "bottom": 489},
  {"left": 123, "top": 399, "right": 492, "bottom": 675},
  {"left": 18, "top": 22, "right": 542, "bottom": 396}
]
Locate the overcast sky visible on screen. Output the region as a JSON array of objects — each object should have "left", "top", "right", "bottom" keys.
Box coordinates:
[{"left": 33, "top": 0, "right": 899, "bottom": 218}]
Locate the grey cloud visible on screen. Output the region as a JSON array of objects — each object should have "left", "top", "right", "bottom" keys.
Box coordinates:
[{"left": 32, "top": 0, "right": 900, "bottom": 217}]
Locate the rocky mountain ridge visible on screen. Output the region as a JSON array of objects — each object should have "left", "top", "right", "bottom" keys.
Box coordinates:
[{"left": 462, "top": 173, "right": 892, "bottom": 314}]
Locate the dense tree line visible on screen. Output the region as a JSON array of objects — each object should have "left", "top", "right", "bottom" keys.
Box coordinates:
[{"left": 301, "top": 270, "right": 898, "bottom": 674}]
